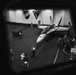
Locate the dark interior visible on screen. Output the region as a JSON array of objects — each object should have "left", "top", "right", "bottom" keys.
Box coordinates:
[{"left": 1, "top": 0, "right": 76, "bottom": 75}]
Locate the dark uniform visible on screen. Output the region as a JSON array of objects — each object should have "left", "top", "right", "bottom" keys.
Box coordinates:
[
  {"left": 18, "top": 30, "right": 22, "bottom": 38},
  {"left": 72, "top": 38, "right": 75, "bottom": 47},
  {"left": 10, "top": 49, "right": 14, "bottom": 62},
  {"left": 12, "top": 30, "right": 15, "bottom": 37},
  {"left": 70, "top": 45, "right": 76, "bottom": 60},
  {"left": 31, "top": 45, "right": 36, "bottom": 58},
  {"left": 65, "top": 38, "right": 71, "bottom": 54},
  {"left": 69, "top": 38, "right": 73, "bottom": 48},
  {"left": 12, "top": 30, "right": 18, "bottom": 37},
  {"left": 12, "top": 29, "right": 22, "bottom": 38},
  {"left": 23, "top": 57, "right": 29, "bottom": 68},
  {"left": 21, "top": 53, "right": 29, "bottom": 68},
  {"left": 62, "top": 35, "right": 68, "bottom": 49}
]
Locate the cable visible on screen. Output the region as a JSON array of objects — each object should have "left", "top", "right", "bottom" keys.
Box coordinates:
[
  {"left": 53, "top": 48, "right": 60, "bottom": 64},
  {"left": 53, "top": 38, "right": 62, "bottom": 64},
  {"left": 63, "top": 45, "right": 71, "bottom": 55}
]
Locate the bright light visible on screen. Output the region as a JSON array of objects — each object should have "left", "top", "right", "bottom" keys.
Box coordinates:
[
  {"left": 9, "top": 10, "right": 15, "bottom": 22},
  {"left": 28, "top": 9, "right": 36, "bottom": 13},
  {"left": 16, "top": 10, "right": 22, "bottom": 14},
  {"left": 44, "top": 9, "right": 52, "bottom": 12}
]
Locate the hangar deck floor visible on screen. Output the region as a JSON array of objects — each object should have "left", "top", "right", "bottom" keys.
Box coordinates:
[{"left": 7, "top": 24, "right": 72, "bottom": 72}]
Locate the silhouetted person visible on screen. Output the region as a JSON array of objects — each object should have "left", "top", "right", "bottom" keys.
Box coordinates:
[
  {"left": 70, "top": 45, "right": 76, "bottom": 60},
  {"left": 12, "top": 30, "right": 18, "bottom": 37},
  {"left": 69, "top": 37, "right": 73, "bottom": 48},
  {"left": 72, "top": 38, "right": 75, "bottom": 47},
  {"left": 31, "top": 22, "right": 33, "bottom": 28},
  {"left": 12, "top": 30, "right": 15, "bottom": 37},
  {"left": 12, "top": 29, "right": 22, "bottom": 38},
  {"left": 63, "top": 34, "right": 68, "bottom": 48},
  {"left": 31, "top": 45, "right": 36, "bottom": 58},
  {"left": 21, "top": 53, "right": 29, "bottom": 68},
  {"left": 37, "top": 20, "right": 41, "bottom": 28},
  {"left": 18, "top": 30, "right": 22, "bottom": 38},
  {"left": 10, "top": 49, "right": 14, "bottom": 62},
  {"left": 64, "top": 38, "right": 71, "bottom": 54}
]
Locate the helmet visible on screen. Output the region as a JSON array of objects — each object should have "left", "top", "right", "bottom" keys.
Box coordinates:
[{"left": 32, "top": 45, "right": 36, "bottom": 50}]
